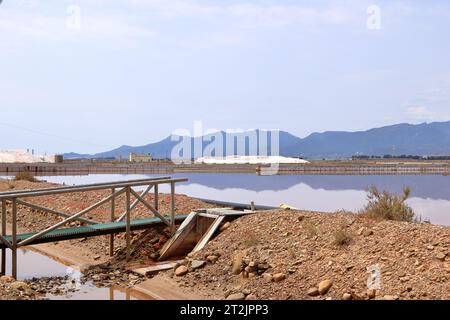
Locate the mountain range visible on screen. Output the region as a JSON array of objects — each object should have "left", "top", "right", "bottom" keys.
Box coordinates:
[{"left": 64, "top": 121, "right": 450, "bottom": 159}]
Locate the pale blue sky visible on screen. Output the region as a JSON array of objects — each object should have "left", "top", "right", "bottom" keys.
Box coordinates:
[{"left": 1, "top": 0, "right": 450, "bottom": 154}]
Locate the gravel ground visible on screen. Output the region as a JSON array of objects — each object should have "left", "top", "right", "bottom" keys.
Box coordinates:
[
  {"left": 1, "top": 179, "right": 449, "bottom": 300},
  {"left": 168, "top": 209, "right": 450, "bottom": 300}
]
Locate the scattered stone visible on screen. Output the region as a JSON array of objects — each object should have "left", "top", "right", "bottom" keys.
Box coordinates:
[
  {"left": 226, "top": 292, "right": 245, "bottom": 300},
  {"left": 400, "top": 276, "right": 410, "bottom": 283},
  {"left": 318, "top": 279, "right": 333, "bottom": 295},
  {"left": 363, "top": 230, "right": 373, "bottom": 237},
  {"left": 367, "top": 289, "right": 376, "bottom": 299},
  {"left": 0, "top": 275, "right": 15, "bottom": 283},
  {"left": 220, "top": 222, "right": 231, "bottom": 232},
  {"left": 262, "top": 273, "right": 273, "bottom": 282},
  {"left": 342, "top": 293, "right": 352, "bottom": 300},
  {"left": 307, "top": 287, "right": 319, "bottom": 297},
  {"left": 435, "top": 252, "right": 446, "bottom": 261},
  {"left": 383, "top": 295, "right": 399, "bottom": 300},
  {"left": 245, "top": 294, "right": 257, "bottom": 300},
  {"left": 10, "top": 281, "right": 29, "bottom": 291},
  {"left": 242, "top": 289, "right": 251, "bottom": 295},
  {"left": 175, "top": 266, "right": 189, "bottom": 277},
  {"left": 231, "top": 252, "right": 245, "bottom": 275},
  {"left": 206, "top": 255, "right": 219, "bottom": 264},
  {"left": 272, "top": 273, "right": 286, "bottom": 282},
  {"left": 190, "top": 260, "right": 206, "bottom": 270}
]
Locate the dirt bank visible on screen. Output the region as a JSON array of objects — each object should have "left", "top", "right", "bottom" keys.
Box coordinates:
[
  {"left": 164, "top": 210, "right": 449, "bottom": 300},
  {"left": 2, "top": 179, "right": 449, "bottom": 300}
]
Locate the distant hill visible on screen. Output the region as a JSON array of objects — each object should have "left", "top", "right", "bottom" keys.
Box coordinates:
[{"left": 64, "top": 121, "right": 450, "bottom": 159}]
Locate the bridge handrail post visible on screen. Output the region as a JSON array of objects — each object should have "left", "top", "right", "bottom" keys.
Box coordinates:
[
  {"left": 110, "top": 187, "right": 115, "bottom": 257},
  {"left": 125, "top": 186, "right": 131, "bottom": 262},
  {"left": 1, "top": 200, "right": 6, "bottom": 275},
  {"left": 170, "top": 181, "right": 175, "bottom": 234},
  {"left": 12, "top": 198, "right": 17, "bottom": 279}
]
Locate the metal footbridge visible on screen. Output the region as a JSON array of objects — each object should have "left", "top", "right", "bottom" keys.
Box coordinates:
[
  {"left": 0, "top": 177, "right": 188, "bottom": 278},
  {"left": 0, "top": 214, "right": 189, "bottom": 249}
]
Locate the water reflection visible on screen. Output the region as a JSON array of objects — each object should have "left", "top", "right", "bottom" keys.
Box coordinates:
[
  {"left": 35, "top": 173, "right": 450, "bottom": 226},
  {"left": 3, "top": 248, "right": 151, "bottom": 300}
]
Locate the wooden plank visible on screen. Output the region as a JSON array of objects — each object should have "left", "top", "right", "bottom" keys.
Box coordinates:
[
  {"left": 198, "top": 212, "right": 221, "bottom": 219},
  {"left": 192, "top": 215, "right": 225, "bottom": 253},
  {"left": 158, "top": 212, "right": 198, "bottom": 260},
  {"left": 132, "top": 260, "right": 183, "bottom": 276}
]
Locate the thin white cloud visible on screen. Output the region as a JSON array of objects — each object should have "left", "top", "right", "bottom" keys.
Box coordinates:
[
  {"left": 405, "top": 106, "right": 436, "bottom": 120},
  {"left": 0, "top": 5, "right": 156, "bottom": 47}
]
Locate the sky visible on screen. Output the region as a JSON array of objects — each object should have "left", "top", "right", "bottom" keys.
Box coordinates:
[{"left": 1, "top": 0, "right": 450, "bottom": 154}]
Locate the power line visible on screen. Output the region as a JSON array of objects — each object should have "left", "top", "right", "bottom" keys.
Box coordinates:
[{"left": 0, "top": 121, "right": 108, "bottom": 148}]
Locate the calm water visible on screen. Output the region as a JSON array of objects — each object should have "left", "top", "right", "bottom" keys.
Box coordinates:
[
  {"left": 37, "top": 173, "right": 450, "bottom": 226},
  {"left": 3, "top": 249, "right": 144, "bottom": 300}
]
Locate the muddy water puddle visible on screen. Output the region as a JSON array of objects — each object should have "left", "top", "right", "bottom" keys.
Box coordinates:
[{"left": 3, "top": 248, "right": 152, "bottom": 300}]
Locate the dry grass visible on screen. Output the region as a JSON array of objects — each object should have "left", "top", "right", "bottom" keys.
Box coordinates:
[
  {"left": 333, "top": 229, "right": 352, "bottom": 246},
  {"left": 287, "top": 247, "right": 296, "bottom": 258},
  {"left": 359, "top": 185, "right": 416, "bottom": 222},
  {"left": 14, "top": 170, "right": 37, "bottom": 182},
  {"left": 303, "top": 221, "right": 319, "bottom": 238},
  {"left": 242, "top": 231, "right": 259, "bottom": 248}
]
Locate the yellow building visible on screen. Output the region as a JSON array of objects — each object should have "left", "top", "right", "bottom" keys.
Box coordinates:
[{"left": 129, "top": 152, "right": 153, "bottom": 163}]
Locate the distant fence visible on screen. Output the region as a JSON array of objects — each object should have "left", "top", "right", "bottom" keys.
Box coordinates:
[{"left": 1, "top": 162, "right": 450, "bottom": 175}]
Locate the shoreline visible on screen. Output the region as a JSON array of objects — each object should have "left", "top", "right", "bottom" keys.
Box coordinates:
[{"left": 2, "top": 160, "right": 450, "bottom": 176}]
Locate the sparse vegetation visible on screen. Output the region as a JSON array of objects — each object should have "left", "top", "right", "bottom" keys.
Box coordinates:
[
  {"left": 242, "top": 231, "right": 259, "bottom": 248},
  {"left": 360, "top": 185, "right": 416, "bottom": 222},
  {"left": 333, "top": 229, "right": 352, "bottom": 246},
  {"left": 14, "top": 170, "right": 37, "bottom": 182},
  {"left": 304, "top": 221, "right": 319, "bottom": 238},
  {"left": 287, "top": 247, "right": 296, "bottom": 258}
]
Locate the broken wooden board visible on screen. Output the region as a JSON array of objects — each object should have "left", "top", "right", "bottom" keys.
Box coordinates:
[
  {"left": 158, "top": 211, "right": 199, "bottom": 260},
  {"left": 132, "top": 260, "right": 184, "bottom": 276},
  {"left": 192, "top": 215, "right": 225, "bottom": 253},
  {"left": 158, "top": 208, "right": 253, "bottom": 260}
]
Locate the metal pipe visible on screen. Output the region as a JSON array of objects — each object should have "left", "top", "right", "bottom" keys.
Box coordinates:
[
  {"left": 18, "top": 187, "right": 127, "bottom": 247},
  {"left": 16, "top": 199, "right": 98, "bottom": 225},
  {"left": 129, "top": 189, "right": 170, "bottom": 226},
  {"left": 0, "top": 178, "right": 187, "bottom": 200},
  {"left": 116, "top": 184, "right": 153, "bottom": 222},
  {"left": 0, "top": 176, "right": 171, "bottom": 197}
]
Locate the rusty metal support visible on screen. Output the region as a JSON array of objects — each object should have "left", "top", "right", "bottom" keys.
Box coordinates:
[
  {"left": 12, "top": 198, "right": 17, "bottom": 279},
  {"left": 1, "top": 200, "right": 6, "bottom": 275},
  {"left": 125, "top": 187, "right": 131, "bottom": 262},
  {"left": 170, "top": 181, "right": 175, "bottom": 234},
  {"left": 154, "top": 184, "right": 158, "bottom": 211},
  {"left": 109, "top": 187, "right": 115, "bottom": 257}
]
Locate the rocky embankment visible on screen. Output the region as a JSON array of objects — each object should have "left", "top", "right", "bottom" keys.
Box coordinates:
[
  {"left": 167, "top": 210, "right": 449, "bottom": 300},
  {"left": 0, "top": 276, "right": 40, "bottom": 300}
]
